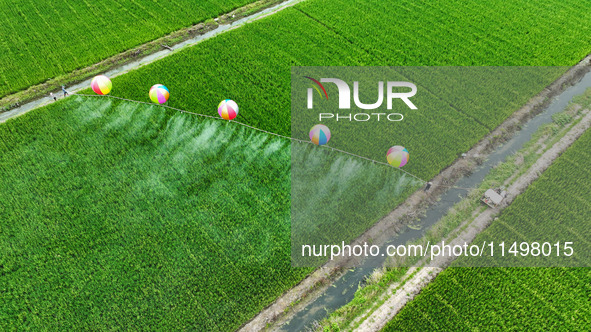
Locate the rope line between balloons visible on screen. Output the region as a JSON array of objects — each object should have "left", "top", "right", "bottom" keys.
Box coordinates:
[{"left": 73, "top": 93, "right": 476, "bottom": 191}]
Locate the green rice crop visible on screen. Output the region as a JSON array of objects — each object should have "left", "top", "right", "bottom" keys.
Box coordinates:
[
  {"left": 106, "top": 0, "right": 591, "bottom": 179},
  {"left": 0, "top": 97, "right": 310, "bottom": 330},
  {"left": 383, "top": 266, "right": 591, "bottom": 331},
  {"left": 383, "top": 130, "right": 591, "bottom": 331},
  {"left": 0, "top": 96, "right": 421, "bottom": 329},
  {"left": 0, "top": 0, "right": 260, "bottom": 97}
]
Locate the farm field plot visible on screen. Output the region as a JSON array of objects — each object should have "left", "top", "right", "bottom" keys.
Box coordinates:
[
  {"left": 295, "top": 0, "right": 591, "bottom": 131},
  {"left": 383, "top": 129, "right": 591, "bottom": 331},
  {"left": 383, "top": 267, "right": 591, "bottom": 331},
  {"left": 297, "top": 0, "right": 591, "bottom": 67},
  {"left": 0, "top": 0, "right": 260, "bottom": 97},
  {"left": 109, "top": 0, "right": 591, "bottom": 129},
  {"left": 1, "top": 94, "right": 436, "bottom": 329},
  {"left": 0, "top": 97, "right": 310, "bottom": 330}
]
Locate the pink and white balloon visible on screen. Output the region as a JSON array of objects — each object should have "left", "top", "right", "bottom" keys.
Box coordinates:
[{"left": 386, "top": 146, "right": 409, "bottom": 167}]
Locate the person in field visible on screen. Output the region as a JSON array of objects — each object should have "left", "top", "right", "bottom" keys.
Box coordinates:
[
  {"left": 61, "top": 85, "right": 68, "bottom": 97},
  {"left": 50, "top": 92, "right": 57, "bottom": 101}
]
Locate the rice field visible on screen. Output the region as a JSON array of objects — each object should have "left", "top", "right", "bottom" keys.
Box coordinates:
[
  {"left": 105, "top": 0, "right": 591, "bottom": 179},
  {"left": 0, "top": 97, "right": 307, "bottom": 330},
  {"left": 0, "top": 0, "right": 261, "bottom": 97},
  {"left": 383, "top": 129, "right": 591, "bottom": 331}
]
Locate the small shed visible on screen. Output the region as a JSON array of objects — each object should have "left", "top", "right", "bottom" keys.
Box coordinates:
[{"left": 482, "top": 189, "right": 505, "bottom": 208}]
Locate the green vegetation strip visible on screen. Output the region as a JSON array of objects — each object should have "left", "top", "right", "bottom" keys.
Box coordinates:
[{"left": 385, "top": 267, "right": 591, "bottom": 331}]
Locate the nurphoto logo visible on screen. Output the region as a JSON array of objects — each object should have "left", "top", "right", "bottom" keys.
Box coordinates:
[{"left": 305, "top": 76, "right": 417, "bottom": 122}]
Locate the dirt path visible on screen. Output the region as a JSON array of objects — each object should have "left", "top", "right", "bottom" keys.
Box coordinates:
[
  {"left": 355, "top": 108, "right": 591, "bottom": 332},
  {"left": 0, "top": 0, "right": 302, "bottom": 124}
]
